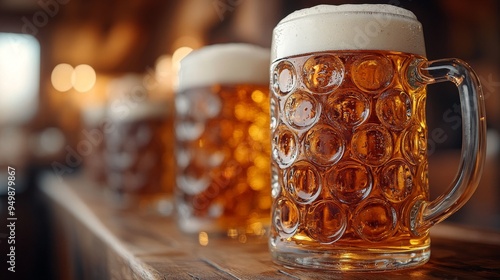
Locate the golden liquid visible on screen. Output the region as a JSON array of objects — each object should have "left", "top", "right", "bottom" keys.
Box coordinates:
[
  {"left": 175, "top": 84, "right": 271, "bottom": 234},
  {"left": 270, "top": 51, "right": 429, "bottom": 260}
]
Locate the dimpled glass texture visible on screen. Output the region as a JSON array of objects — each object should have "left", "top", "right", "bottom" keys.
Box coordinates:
[{"left": 270, "top": 51, "right": 429, "bottom": 251}]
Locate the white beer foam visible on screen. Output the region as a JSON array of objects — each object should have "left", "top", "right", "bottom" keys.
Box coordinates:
[
  {"left": 272, "top": 4, "right": 426, "bottom": 61},
  {"left": 178, "top": 44, "right": 270, "bottom": 91}
]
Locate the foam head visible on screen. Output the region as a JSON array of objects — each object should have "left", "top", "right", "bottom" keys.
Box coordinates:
[
  {"left": 178, "top": 44, "right": 270, "bottom": 91},
  {"left": 272, "top": 4, "right": 426, "bottom": 61}
]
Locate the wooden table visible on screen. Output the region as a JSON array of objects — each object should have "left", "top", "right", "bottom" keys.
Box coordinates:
[{"left": 41, "top": 174, "right": 500, "bottom": 280}]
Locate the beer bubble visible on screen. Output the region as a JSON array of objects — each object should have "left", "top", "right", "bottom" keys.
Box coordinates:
[
  {"left": 306, "top": 200, "right": 347, "bottom": 244},
  {"left": 351, "top": 124, "right": 392, "bottom": 166},
  {"left": 273, "top": 198, "right": 300, "bottom": 237},
  {"left": 302, "top": 54, "right": 344, "bottom": 94},
  {"left": 284, "top": 91, "right": 320, "bottom": 130},
  {"left": 380, "top": 159, "right": 414, "bottom": 203},
  {"left": 272, "top": 125, "right": 299, "bottom": 168},
  {"left": 272, "top": 60, "right": 296, "bottom": 96},
  {"left": 351, "top": 55, "right": 393, "bottom": 92},
  {"left": 327, "top": 161, "right": 372, "bottom": 204},
  {"left": 304, "top": 125, "right": 345, "bottom": 166},
  {"left": 376, "top": 90, "right": 412, "bottom": 130},
  {"left": 402, "top": 125, "right": 427, "bottom": 165},
  {"left": 326, "top": 89, "right": 370, "bottom": 127},
  {"left": 286, "top": 161, "right": 321, "bottom": 204},
  {"left": 353, "top": 199, "right": 396, "bottom": 242}
]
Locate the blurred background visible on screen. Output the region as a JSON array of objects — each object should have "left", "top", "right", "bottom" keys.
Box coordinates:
[{"left": 0, "top": 0, "right": 498, "bottom": 279}]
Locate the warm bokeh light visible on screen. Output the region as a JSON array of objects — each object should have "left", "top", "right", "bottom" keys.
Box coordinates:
[
  {"left": 51, "top": 63, "right": 96, "bottom": 93},
  {"left": 251, "top": 90, "right": 265, "bottom": 103},
  {"left": 155, "top": 55, "right": 173, "bottom": 79},
  {"left": 155, "top": 54, "right": 174, "bottom": 92},
  {"left": 172, "top": 46, "right": 193, "bottom": 70},
  {"left": 172, "top": 36, "right": 203, "bottom": 50},
  {"left": 51, "top": 63, "right": 74, "bottom": 92},
  {"left": 198, "top": 231, "right": 209, "bottom": 246},
  {"left": 72, "top": 64, "right": 96, "bottom": 93}
]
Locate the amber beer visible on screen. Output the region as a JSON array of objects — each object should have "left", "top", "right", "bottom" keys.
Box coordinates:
[
  {"left": 271, "top": 50, "right": 428, "bottom": 262},
  {"left": 105, "top": 102, "right": 174, "bottom": 211},
  {"left": 175, "top": 44, "right": 271, "bottom": 236},
  {"left": 270, "top": 4, "right": 486, "bottom": 271}
]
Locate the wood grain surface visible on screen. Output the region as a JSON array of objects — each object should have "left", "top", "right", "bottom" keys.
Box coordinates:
[{"left": 41, "top": 174, "right": 500, "bottom": 280}]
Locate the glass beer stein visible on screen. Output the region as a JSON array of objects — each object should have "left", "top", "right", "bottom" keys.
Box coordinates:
[
  {"left": 269, "top": 5, "right": 487, "bottom": 271},
  {"left": 175, "top": 44, "right": 271, "bottom": 237},
  {"left": 105, "top": 74, "right": 175, "bottom": 214}
]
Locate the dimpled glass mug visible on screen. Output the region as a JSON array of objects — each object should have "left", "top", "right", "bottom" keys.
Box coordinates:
[
  {"left": 175, "top": 44, "right": 271, "bottom": 236},
  {"left": 269, "top": 5, "right": 486, "bottom": 271}
]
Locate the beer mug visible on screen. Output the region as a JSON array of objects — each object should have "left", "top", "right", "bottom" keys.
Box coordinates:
[
  {"left": 175, "top": 44, "right": 271, "bottom": 237},
  {"left": 269, "top": 5, "right": 486, "bottom": 270},
  {"left": 105, "top": 75, "right": 174, "bottom": 213}
]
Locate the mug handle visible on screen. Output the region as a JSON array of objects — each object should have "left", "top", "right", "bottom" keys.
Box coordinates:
[{"left": 407, "top": 58, "right": 487, "bottom": 236}]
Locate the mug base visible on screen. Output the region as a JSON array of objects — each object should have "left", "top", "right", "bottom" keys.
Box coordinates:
[{"left": 270, "top": 242, "right": 430, "bottom": 272}]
